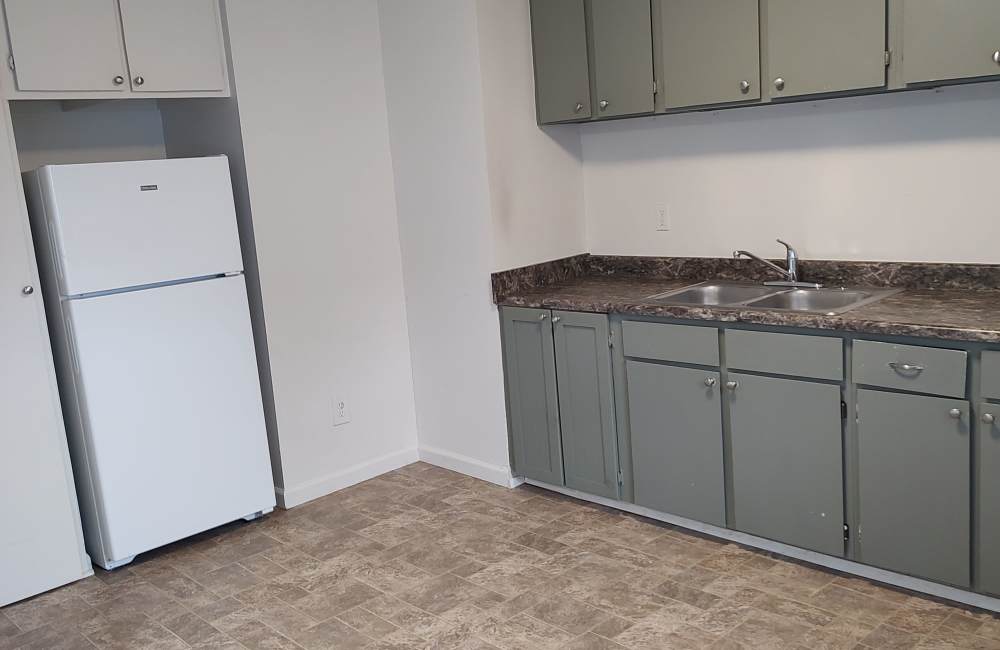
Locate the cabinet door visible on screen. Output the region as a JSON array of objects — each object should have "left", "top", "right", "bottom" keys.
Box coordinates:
[
  {"left": 627, "top": 361, "right": 725, "bottom": 525},
  {"left": 857, "top": 390, "right": 970, "bottom": 587},
  {"left": 3, "top": 0, "right": 128, "bottom": 92},
  {"left": 553, "top": 311, "right": 619, "bottom": 498},
  {"left": 0, "top": 103, "right": 89, "bottom": 606},
  {"left": 980, "top": 402, "right": 1000, "bottom": 595},
  {"left": 501, "top": 307, "right": 564, "bottom": 485},
  {"left": 729, "top": 373, "right": 844, "bottom": 556},
  {"left": 659, "top": 0, "right": 760, "bottom": 109},
  {"left": 590, "top": 0, "right": 655, "bottom": 118},
  {"left": 900, "top": 0, "right": 1000, "bottom": 85},
  {"left": 119, "top": 0, "right": 227, "bottom": 93},
  {"left": 766, "top": 0, "right": 886, "bottom": 99},
  {"left": 530, "top": 0, "right": 592, "bottom": 123}
]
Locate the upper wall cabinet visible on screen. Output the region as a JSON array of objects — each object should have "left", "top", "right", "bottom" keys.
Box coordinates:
[
  {"left": 899, "top": 0, "right": 1000, "bottom": 86},
  {"left": 1, "top": 0, "right": 229, "bottom": 99},
  {"left": 589, "top": 0, "right": 655, "bottom": 119},
  {"left": 765, "top": 0, "right": 887, "bottom": 100},
  {"left": 530, "top": 0, "right": 592, "bottom": 123},
  {"left": 529, "top": 0, "right": 653, "bottom": 124},
  {"left": 657, "top": 0, "right": 760, "bottom": 110}
]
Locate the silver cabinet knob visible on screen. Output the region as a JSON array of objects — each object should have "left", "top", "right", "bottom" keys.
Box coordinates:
[
  {"left": 888, "top": 361, "right": 924, "bottom": 374},
  {"left": 599, "top": 100, "right": 610, "bottom": 111},
  {"left": 21, "top": 285, "right": 34, "bottom": 295},
  {"left": 538, "top": 314, "right": 548, "bottom": 321},
  {"left": 994, "top": 50, "right": 1000, "bottom": 65},
  {"left": 552, "top": 316, "right": 562, "bottom": 324},
  {"left": 725, "top": 381, "right": 739, "bottom": 391},
  {"left": 739, "top": 80, "right": 751, "bottom": 94},
  {"left": 774, "top": 77, "right": 785, "bottom": 91},
  {"left": 134, "top": 76, "right": 145, "bottom": 86},
  {"left": 949, "top": 408, "right": 963, "bottom": 419},
  {"left": 574, "top": 102, "right": 584, "bottom": 113},
  {"left": 984, "top": 413, "right": 996, "bottom": 425},
  {"left": 704, "top": 377, "right": 717, "bottom": 388},
  {"left": 113, "top": 75, "right": 125, "bottom": 86}
]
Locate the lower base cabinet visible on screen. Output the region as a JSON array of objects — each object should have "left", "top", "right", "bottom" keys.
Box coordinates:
[
  {"left": 857, "top": 389, "right": 971, "bottom": 588},
  {"left": 501, "top": 307, "right": 619, "bottom": 498},
  {"left": 627, "top": 360, "right": 725, "bottom": 526},
  {"left": 729, "top": 373, "right": 845, "bottom": 556},
  {"left": 980, "top": 401, "right": 1000, "bottom": 596}
]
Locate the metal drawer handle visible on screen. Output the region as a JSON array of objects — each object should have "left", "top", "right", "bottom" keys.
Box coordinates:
[{"left": 888, "top": 362, "right": 924, "bottom": 375}]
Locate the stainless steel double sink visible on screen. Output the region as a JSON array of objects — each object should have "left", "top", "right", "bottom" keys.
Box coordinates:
[{"left": 646, "top": 281, "right": 901, "bottom": 316}]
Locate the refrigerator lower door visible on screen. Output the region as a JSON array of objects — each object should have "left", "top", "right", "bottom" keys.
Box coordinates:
[{"left": 65, "top": 275, "right": 274, "bottom": 567}]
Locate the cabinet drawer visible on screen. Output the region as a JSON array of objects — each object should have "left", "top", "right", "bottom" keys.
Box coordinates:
[
  {"left": 853, "top": 341, "right": 967, "bottom": 398},
  {"left": 983, "top": 352, "right": 1000, "bottom": 401},
  {"left": 622, "top": 321, "right": 719, "bottom": 366},
  {"left": 725, "top": 330, "right": 843, "bottom": 381}
]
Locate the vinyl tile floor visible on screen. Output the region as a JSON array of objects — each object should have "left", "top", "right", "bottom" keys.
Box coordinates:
[{"left": 2, "top": 462, "right": 999, "bottom": 650}]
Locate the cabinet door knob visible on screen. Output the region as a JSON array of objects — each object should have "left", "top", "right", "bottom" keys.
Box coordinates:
[
  {"left": 21, "top": 285, "right": 34, "bottom": 295},
  {"left": 704, "top": 377, "right": 717, "bottom": 388},
  {"left": 599, "top": 100, "right": 610, "bottom": 111},
  {"left": 994, "top": 50, "right": 1000, "bottom": 65},
  {"left": 552, "top": 316, "right": 562, "bottom": 324},
  {"left": 113, "top": 75, "right": 125, "bottom": 85},
  {"left": 949, "top": 408, "right": 963, "bottom": 419},
  {"left": 538, "top": 314, "right": 548, "bottom": 321},
  {"left": 574, "top": 102, "right": 584, "bottom": 113},
  {"left": 134, "top": 75, "right": 145, "bottom": 86},
  {"left": 984, "top": 413, "right": 996, "bottom": 425},
  {"left": 774, "top": 77, "right": 785, "bottom": 91},
  {"left": 725, "top": 381, "right": 739, "bottom": 391},
  {"left": 739, "top": 80, "right": 751, "bottom": 94}
]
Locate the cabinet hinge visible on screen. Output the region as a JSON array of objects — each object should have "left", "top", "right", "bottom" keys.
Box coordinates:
[
  {"left": 652, "top": 80, "right": 658, "bottom": 95},
  {"left": 841, "top": 400, "right": 848, "bottom": 419},
  {"left": 884, "top": 50, "right": 892, "bottom": 67},
  {"left": 7, "top": 54, "right": 13, "bottom": 72},
  {"left": 617, "top": 470, "right": 624, "bottom": 486},
  {"left": 608, "top": 332, "right": 614, "bottom": 348},
  {"left": 843, "top": 524, "right": 850, "bottom": 541}
]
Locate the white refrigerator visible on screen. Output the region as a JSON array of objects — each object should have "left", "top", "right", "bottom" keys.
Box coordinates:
[{"left": 24, "top": 156, "right": 276, "bottom": 570}]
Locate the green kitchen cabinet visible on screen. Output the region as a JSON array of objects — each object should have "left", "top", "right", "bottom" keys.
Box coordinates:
[
  {"left": 729, "top": 373, "right": 845, "bottom": 556},
  {"left": 857, "top": 389, "right": 971, "bottom": 588},
  {"left": 657, "top": 0, "right": 761, "bottom": 110},
  {"left": 765, "top": 0, "right": 887, "bottom": 99},
  {"left": 529, "top": 0, "right": 592, "bottom": 124},
  {"left": 626, "top": 360, "right": 725, "bottom": 525},
  {"left": 979, "top": 401, "right": 1000, "bottom": 596},
  {"left": 898, "top": 0, "right": 1000, "bottom": 85},
  {"left": 589, "top": 0, "right": 655, "bottom": 119},
  {"left": 553, "top": 311, "right": 620, "bottom": 498},
  {"left": 501, "top": 307, "right": 564, "bottom": 485}
]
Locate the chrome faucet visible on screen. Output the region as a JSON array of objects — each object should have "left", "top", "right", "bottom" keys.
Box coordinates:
[{"left": 733, "top": 239, "right": 820, "bottom": 288}]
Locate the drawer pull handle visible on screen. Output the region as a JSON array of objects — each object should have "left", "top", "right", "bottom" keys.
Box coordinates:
[{"left": 888, "top": 362, "right": 924, "bottom": 375}]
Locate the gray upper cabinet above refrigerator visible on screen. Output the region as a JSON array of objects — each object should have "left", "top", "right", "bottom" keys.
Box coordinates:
[
  {"left": 764, "top": 0, "right": 887, "bottom": 100},
  {"left": 657, "top": 0, "right": 761, "bottom": 110},
  {"left": 530, "top": 0, "right": 592, "bottom": 123},
  {"left": 898, "top": 0, "right": 1000, "bottom": 86},
  {"left": 589, "top": 0, "right": 655, "bottom": 119}
]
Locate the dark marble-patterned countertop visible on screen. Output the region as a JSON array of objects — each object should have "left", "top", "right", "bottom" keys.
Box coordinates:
[{"left": 493, "top": 256, "right": 1000, "bottom": 344}]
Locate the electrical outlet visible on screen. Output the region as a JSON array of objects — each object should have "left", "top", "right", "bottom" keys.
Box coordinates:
[
  {"left": 333, "top": 399, "right": 351, "bottom": 427},
  {"left": 656, "top": 206, "right": 671, "bottom": 232}
]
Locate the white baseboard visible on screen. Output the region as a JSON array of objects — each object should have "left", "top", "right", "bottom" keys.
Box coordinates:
[
  {"left": 527, "top": 479, "right": 1000, "bottom": 614},
  {"left": 417, "top": 445, "right": 516, "bottom": 487},
  {"left": 275, "top": 447, "right": 419, "bottom": 509}
]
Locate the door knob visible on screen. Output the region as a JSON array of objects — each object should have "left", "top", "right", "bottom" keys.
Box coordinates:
[
  {"left": 113, "top": 75, "right": 125, "bottom": 86},
  {"left": 704, "top": 377, "right": 717, "bottom": 388},
  {"left": 574, "top": 102, "right": 584, "bottom": 113},
  {"left": 949, "top": 408, "right": 963, "bottom": 419},
  {"left": 599, "top": 100, "right": 610, "bottom": 111},
  {"left": 994, "top": 50, "right": 1000, "bottom": 65},
  {"left": 725, "top": 381, "right": 739, "bottom": 391},
  {"left": 739, "top": 80, "right": 751, "bottom": 94},
  {"left": 984, "top": 413, "right": 996, "bottom": 425},
  {"left": 774, "top": 77, "right": 785, "bottom": 91},
  {"left": 21, "top": 285, "right": 34, "bottom": 295},
  {"left": 134, "top": 75, "right": 145, "bottom": 86}
]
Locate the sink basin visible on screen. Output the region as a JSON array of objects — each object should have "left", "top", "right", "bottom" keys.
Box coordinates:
[
  {"left": 745, "top": 289, "right": 874, "bottom": 314},
  {"left": 648, "top": 283, "right": 780, "bottom": 306}
]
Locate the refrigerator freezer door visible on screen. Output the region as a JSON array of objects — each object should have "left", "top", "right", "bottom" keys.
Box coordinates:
[
  {"left": 65, "top": 275, "right": 274, "bottom": 565},
  {"left": 36, "top": 157, "right": 244, "bottom": 296}
]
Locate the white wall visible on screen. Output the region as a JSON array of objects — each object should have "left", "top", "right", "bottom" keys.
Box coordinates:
[
  {"left": 378, "top": 0, "right": 512, "bottom": 486},
  {"left": 583, "top": 82, "right": 1000, "bottom": 264},
  {"left": 225, "top": 0, "right": 418, "bottom": 507},
  {"left": 476, "top": 0, "right": 587, "bottom": 272},
  {"left": 11, "top": 100, "right": 166, "bottom": 171}
]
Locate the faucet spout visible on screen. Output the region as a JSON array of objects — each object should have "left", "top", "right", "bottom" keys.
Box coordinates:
[{"left": 733, "top": 249, "right": 794, "bottom": 281}]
